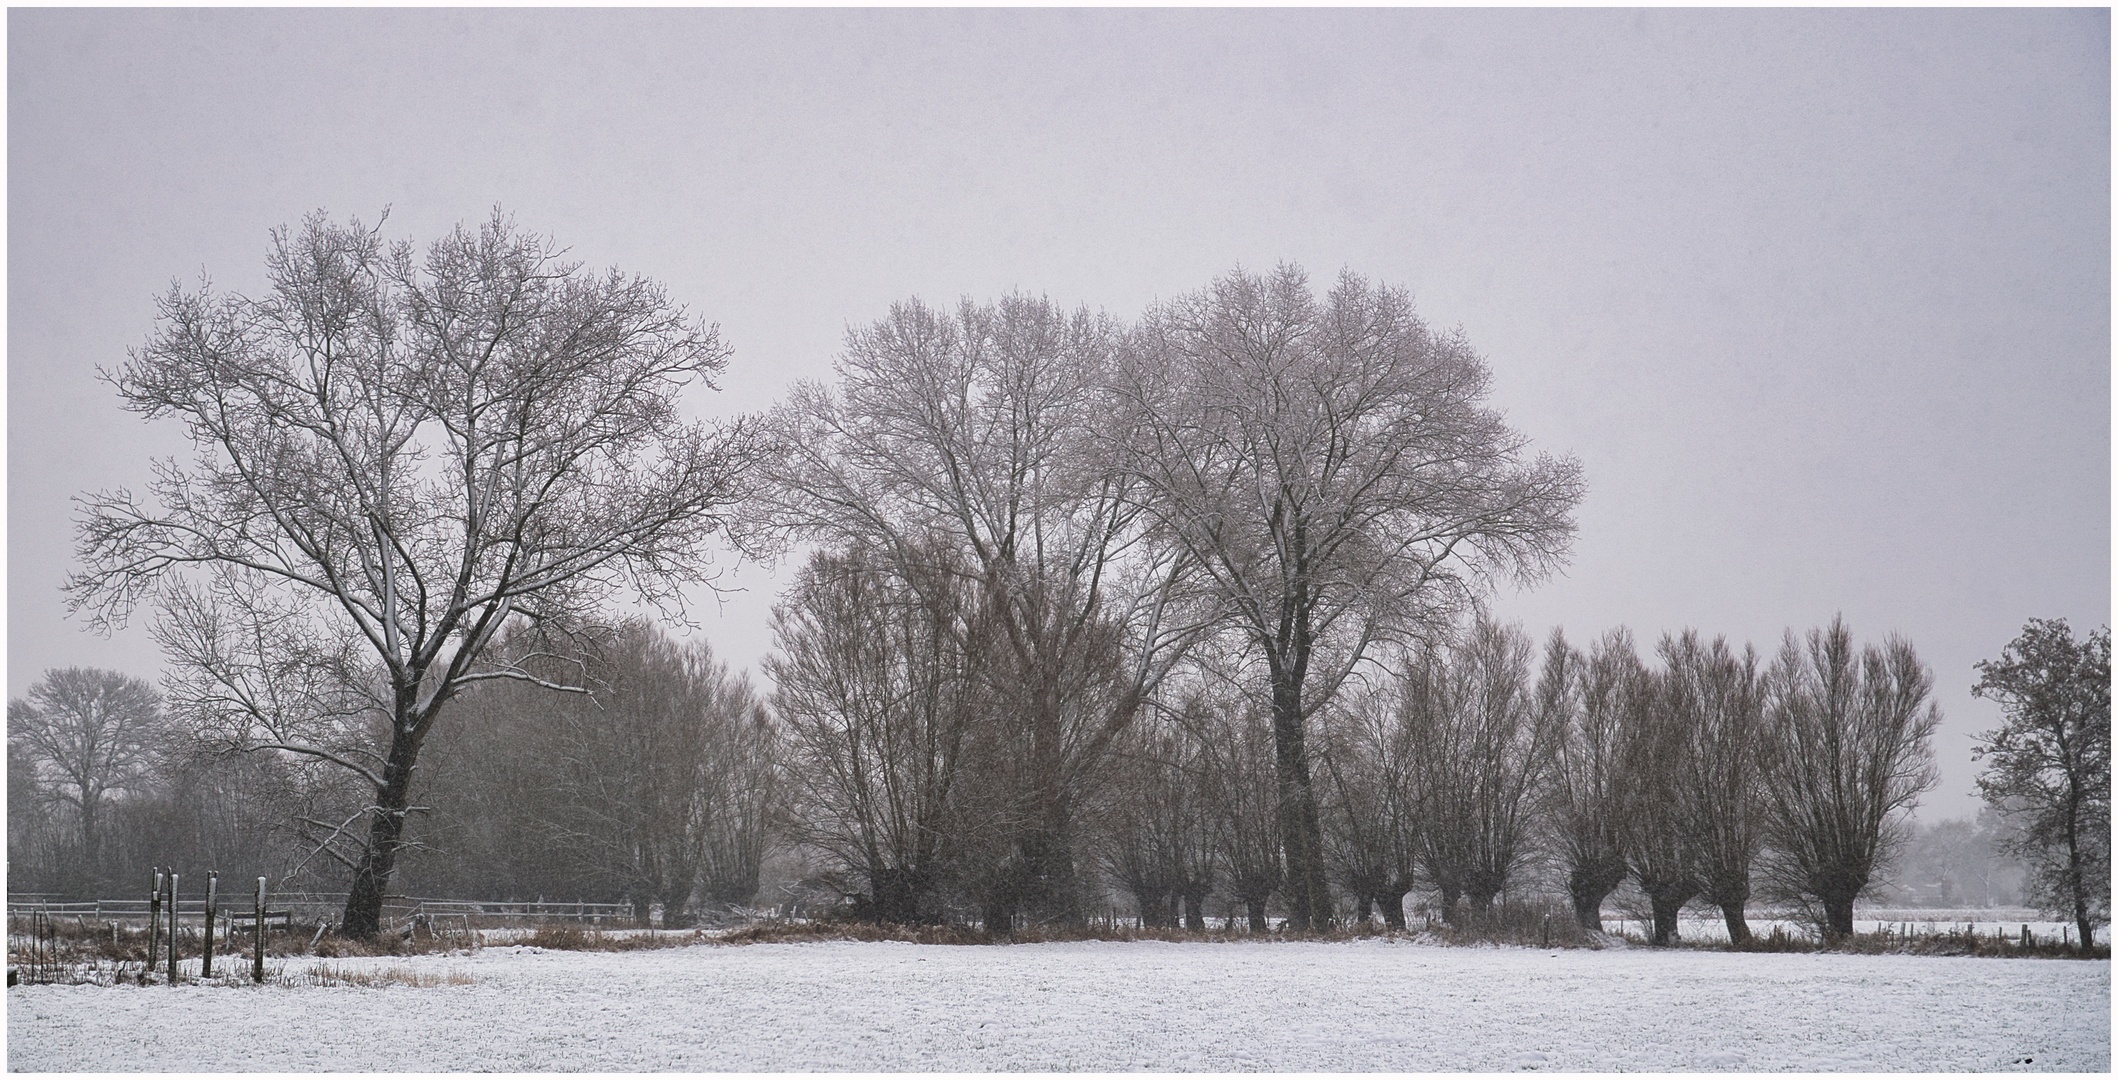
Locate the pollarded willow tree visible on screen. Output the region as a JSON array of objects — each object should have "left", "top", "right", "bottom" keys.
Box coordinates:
[
  {"left": 1757, "top": 617, "right": 1940, "bottom": 939},
  {"left": 1662, "top": 629, "right": 1767, "bottom": 945},
  {"left": 1316, "top": 680, "right": 1420, "bottom": 929},
  {"left": 69, "top": 210, "right": 756, "bottom": 937},
  {"left": 1402, "top": 615, "right": 1561, "bottom": 922},
  {"left": 1116, "top": 266, "right": 1583, "bottom": 930},
  {"left": 1544, "top": 628, "right": 1641, "bottom": 932}
]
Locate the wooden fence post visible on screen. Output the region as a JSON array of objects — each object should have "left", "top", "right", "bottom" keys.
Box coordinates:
[
  {"left": 202, "top": 871, "right": 218, "bottom": 978},
  {"left": 166, "top": 871, "right": 179, "bottom": 985},
  {"left": 148, "top": 868, "right": 163, "bottom": 977},
  {"left": 254, "top": 877, "right": 266, "bottom": 984}
]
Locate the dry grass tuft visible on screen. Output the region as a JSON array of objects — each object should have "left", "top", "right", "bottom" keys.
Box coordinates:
[{"left": 280, "top": 963, "right": 474, "bottom": 988}]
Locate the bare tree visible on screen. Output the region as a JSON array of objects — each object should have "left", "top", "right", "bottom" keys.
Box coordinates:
[
  {"left": 769, "top": 543, "right": 984, "bottom": 925},
  {"left": 1117, "top": 266, "right": 1583, "bottom": 929},
  {"left": 512, "top": 621, "right": 776, "bottom": 925},
  {"left": 1758, "top": 617, "right": 1940, "bottom": 939},
  {"left": 1403, "top": 616, "right": 1558, "bottom": 923},
  {"left": 69, "top": 210, "right": 755, "bottom": 936},
  {"left": 1662, "top": 629, "right": 1766, "bottom": 944},
  {"left": 1186, "top": 687, "right": 1285, "bottom": 931},
  {"left": 7, "top": 667, "right": 165, "bottom": 890},
  {"left": 1972, "top": 618, "right": 2110, "bottom": 948},
  {"left": 1099, "top": 715, "right": 1217, "bottom": 929},
  {"left": 1317, "top": 682, "right": 1420, "bottom": 929},
  {"left": 1888, "top": 811, "right": 2025, "bottom": 908},
  {"left": 1544, "top": 628, "right": 1637, "bottom": 931},
  {"left": 1621, "top": 657, "right": 1700, "bottom": 947},
  {"left": 695, "top": 681, "right": 780, "bottom": 913},
  {"left": 758, "top": 294, "right": 1198, "bottom": 930}
]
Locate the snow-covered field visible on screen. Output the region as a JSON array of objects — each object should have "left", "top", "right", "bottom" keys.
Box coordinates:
[{"left": 9, "top": 937, "right": 2108, "bottom": 1071}]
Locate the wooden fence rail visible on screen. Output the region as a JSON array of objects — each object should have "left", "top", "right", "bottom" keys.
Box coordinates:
[{"left": 8, "top": 895, "right": 634, "bottom": 927}]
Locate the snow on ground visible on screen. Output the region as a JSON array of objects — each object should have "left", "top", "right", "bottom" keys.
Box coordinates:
[{"left": 9, "top": 937, "right": 2108, "bottom": 1072}]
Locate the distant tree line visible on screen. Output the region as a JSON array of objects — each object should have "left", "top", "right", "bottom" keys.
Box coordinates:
[{"left": 8, "top": 623, "right": 779, "bottom": 927}]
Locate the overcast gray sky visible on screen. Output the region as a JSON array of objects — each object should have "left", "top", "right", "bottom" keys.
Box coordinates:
[{"left": 9, "top": 8, "right": 2109, "bottom": 821}]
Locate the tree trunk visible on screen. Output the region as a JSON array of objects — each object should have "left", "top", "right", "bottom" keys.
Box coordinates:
[
  {"left": 1018, "top": 823, "right": 1083, "bottom": 926},
  {"left": 865, "top": 867, "right": 926, "bottom": 926},
  {"left": 1182, "top": 891, "right": 1205, "bottom": 932},
  {"left": 1245, "top": 895, "right": 1269, "bottom": 932},
  {"left": 1635, "top": 870, "right": 1695, "bottom": 946},
  {"left": 1439, "top": 885, "right": 1462, "bottom": 926},
  {"left": 2066, "top": 808, "right": 2094, "bottom": 950},
  {"left": 1820, "top": 893, "right": 1856, "bottom": 940},
  {"left": 982, "top": 889, "right": 1014, "bottom": 937},
  {"left": 1648, "top": 893, "right": 1684, "bottom": 946},
  {"left": 658, "top": 881, "right": 694, "bottom": 929},
  {"left": 340, "top": 725, "right": 424, "bottom": 939},
  {"left": 1379, "top": 888, "right": 1407, "bottom": 931},
  {"left": 1567, "top": 859, "right": 1625, "bottom": 932},
  {"left": 1353, "top": 893, "right": 1373, "bottom": 925},
  {"left": 1720, "top": 901, "right": 1752, "bottom": 946},
  {"left": 1133, "top": 887, "right": 1170, "bottom": 929},
  {"left": 80, "top": 790, "right": 103, "bottom": 890},
  {"left": 1270, "top": 676, "right": 1330, "bottom": 931}
]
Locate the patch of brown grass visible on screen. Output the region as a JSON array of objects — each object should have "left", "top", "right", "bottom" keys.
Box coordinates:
[
  {"left": 519, "top": 924, "right": 705, "bottom": 951},
  {"left": 718, "top": 919, "right": 1453, "bottom": 946}
]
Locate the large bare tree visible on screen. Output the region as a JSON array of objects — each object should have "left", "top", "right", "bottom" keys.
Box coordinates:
[
  {"left": 69, "top": 210, "right": 755, "bottom": 936},
  {"left": 1757, "top": 617, "right": 1940, "bottom": 939},
  {"left": 1117, "top": 266, "right": 1583, "bottom": 929}
]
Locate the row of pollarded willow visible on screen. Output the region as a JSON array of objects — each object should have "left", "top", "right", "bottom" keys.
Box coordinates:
[
  {"left": 758, "top": 270, "right": 1585, "bottom": 932},
  {"left": 69, "top": 211, "right": 1578, "bottom": 936},
  {"left": 1314, "top": 614, "right": 1940, "bottom": 943}
]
